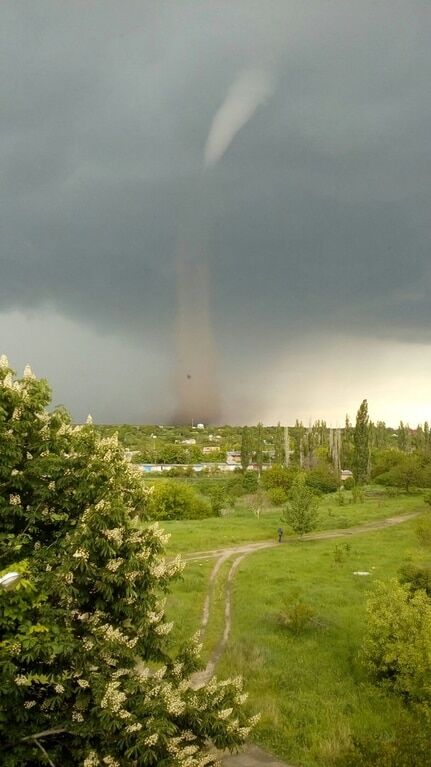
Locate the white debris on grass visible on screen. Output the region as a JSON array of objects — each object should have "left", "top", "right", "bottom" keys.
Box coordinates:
[{"left": 353, "top": 571, "right": 370, "bottom": 576}]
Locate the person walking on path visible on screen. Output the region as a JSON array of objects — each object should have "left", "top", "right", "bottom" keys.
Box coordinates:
[{"left": 277, "top": 527, "right": 283, "bottom": 543}]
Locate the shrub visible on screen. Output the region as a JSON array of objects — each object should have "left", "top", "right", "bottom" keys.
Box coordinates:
[
  {"left": 261, "top": 465, "right": 298, "bottom": 493},
  {"left": 352, "top": 484, "right": 364, "bottom": 503},
  {"left": 277, "top": 591, "right": 317, "bottom": 635},
  {"left": 149, "top": 480, "right": 213, "bottom": 520},
  {"left": 343, "top": 476, "right": 355, "bottom": 490},
  {"left": 333, "top": 543, "right": 350, "bottom": 564},
  {"left": 338, "top": 705, "right": 431, "bottom": 767},
  {"left": 336, "top": 488, "right": 345, "bottom": 505},
  {"left": 399, "top": 561, "right": 431, "bottom": 597},
  {"left": 363, "top": 579, "right": 431, "bottom": 701},
  {"left": 205, "top": 484, "right": 228, "bottom": 516},
  {"left": 305, "top": 466, "right": 339, "bottom": 494},
  {"left": 242, "top": 470, "right": 259, "bottom": 493},
  {"left": 374, "top": 453, "right": 424, "bottom": 492},
  {"left": 267, "top": 487, "right": 287, "bottom": 506},
  {"left": 226, "top": 475, "right": 247, "bottom": 498}
]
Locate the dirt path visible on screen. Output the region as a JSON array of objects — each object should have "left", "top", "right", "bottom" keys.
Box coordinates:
[{"left": 186, "top": 511, "right": 418, "bottom": 765}]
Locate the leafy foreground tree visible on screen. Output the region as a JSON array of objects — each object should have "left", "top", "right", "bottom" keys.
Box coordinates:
[
  {"left": 0, "top": 357, "right": 256, "bottom": 767},
  {"left": 283, "top": 475, "right": 319, "bottom": 536}
]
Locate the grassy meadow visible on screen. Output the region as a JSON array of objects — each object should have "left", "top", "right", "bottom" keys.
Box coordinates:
[
  {"left": 164, "top": 493, "right": 429, "bottom": 766},
  {"left": 162, "top": 489, "right": 424, "bottom": 555}
]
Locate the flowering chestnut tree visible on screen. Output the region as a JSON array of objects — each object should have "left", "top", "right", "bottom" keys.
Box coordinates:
[{"left": 0, "top": 357, "right": 255, "bottom": 766}]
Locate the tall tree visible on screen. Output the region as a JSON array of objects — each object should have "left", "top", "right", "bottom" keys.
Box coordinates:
[
  {"left": 329, "top": 428, "right": 341, "bottom": 476},
  {"left": 0, "top": 358, "right": 254, "bottom": 767},
  {"left": 425, "top": 421, "right": 430, "bottom": 452},
  {"left": 255, "top": 422, "right": 264, "bottom": 476},
  {"left": 284, "top": 426, "right": 290, "bottom": 468},
  {"left": 273, "top": 422, "right": 285, "bottom": 465},
  {"left": 240, "top": 425, "right": 253, "bottom": 473},
  {"left": 341, "top": 414, "right": 354, "bottom": 469},
  {"left": 398, "top": 421, "right": 411, "bottom": 453},
  {"left": 353, "top": 399, "right": 371, "bottom": 484}
]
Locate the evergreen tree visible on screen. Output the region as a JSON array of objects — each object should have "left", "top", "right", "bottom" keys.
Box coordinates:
[
  {"left": 0, "top": 357, "right": 254, "bottom": 767},
  {"left": 353, "top": 399, "right": 370, "bottom": 484}
]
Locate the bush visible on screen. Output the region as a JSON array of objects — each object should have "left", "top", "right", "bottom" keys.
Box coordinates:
[
  {"left": 277, "top": 590, "right": 317, "bottom": 635},
  {"left": 343, "top": 476, "right": 355, "bottom": 491},
  {"left": 363, "top": 579, "right": 431, "bottom": 701},
  {"left": 338, "top": 705, "right": 431, "bottom": 767},
  {"left": 242, "top": 470, "right": 259, "bottom": 493},
  {"left": 205, "top": 484, "right": 229, "bottom": 516},
  {"left": 226, "top": 475, "right": 247, "bottom": 498},
  {"left": 374, "top": 453, "right": 424, "bottom": 492},
  {"left": 352, "top": 484, "right": 364, "bottom": 503},
  {"left": 261, "top": 465, "right": 298, "bottom": 493},
  {"left": 399, "top": 561, "right": 431, "bottom": 597},
  {"left": 267, "top": 487, "right": 287, "bottom": 506},
  {"left": 305, "top": 466, "right": 339, "bottom": 494},
  {"left": 336, "top": 488, "right": 345, "bottom": 506},
  {"left": 149, "top": 480, "right": 213, "bottom": 520}
]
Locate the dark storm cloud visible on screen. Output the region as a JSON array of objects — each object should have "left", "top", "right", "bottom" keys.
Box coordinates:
[{"left": 1, "top": 1, "right": 430, "bottom": 420}]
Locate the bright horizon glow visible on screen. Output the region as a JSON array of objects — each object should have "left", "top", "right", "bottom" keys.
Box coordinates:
[{"left": 2, "top": 310, "right": 430, "bottom": 429}]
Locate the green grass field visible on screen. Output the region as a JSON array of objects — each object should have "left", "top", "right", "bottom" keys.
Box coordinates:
[
  {"left": 161, "top": 491, "right": 424, "bottom": 555},
  {"left": 163, "top": 494, "right": 429, "bottom": 766}
]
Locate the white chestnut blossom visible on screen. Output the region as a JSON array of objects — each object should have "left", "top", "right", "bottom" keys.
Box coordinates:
[
  {"left": 72, "top": 548, "right": 89, "bottom": 561},
  {"left": 83, "top": 753, "right": 100, "bottom": 767},
  {"left": 102, "top": 528, "right": 124, "bottom": 546},
  {"left": 23, "top": 364, "right": 35, "bottom": 379}
]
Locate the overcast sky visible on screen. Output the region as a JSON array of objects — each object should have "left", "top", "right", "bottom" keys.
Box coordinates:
[{"left": 1, "top": 1, "right": 430, "bottom": 425}]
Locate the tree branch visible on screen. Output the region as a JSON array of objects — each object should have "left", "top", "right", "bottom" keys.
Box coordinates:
[
  {"left": 32, "top": 737, "right": 57, "bottom": 767},
  {"left": 21, "top": 727, "right": 66, "bottom": 741}
]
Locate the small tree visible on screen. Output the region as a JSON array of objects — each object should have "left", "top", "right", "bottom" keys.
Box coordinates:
[
  {"left": 0, "top": 357, "right": 255, "bottom": 767},
  {"left": 283, "top": 475, "right": 319, "bottom": 536}
]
